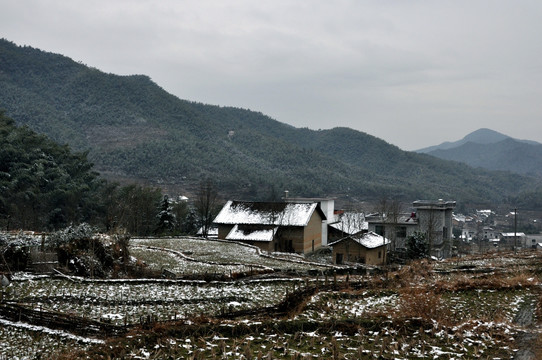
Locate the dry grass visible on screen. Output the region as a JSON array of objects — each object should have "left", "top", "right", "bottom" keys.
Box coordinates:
[
  {"left": 391, "top": 258, "right": 434, "bottom": 287},
  {"left": 434, "top": 272, "right": 537, "bottom": 293},
  {"left": 395, "top": 286, "right": 451, "bottom": 325}
]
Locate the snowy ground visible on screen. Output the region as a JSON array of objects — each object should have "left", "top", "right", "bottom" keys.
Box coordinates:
[
  {"left": 1, "top": 238, "right": 542, "bottom": 359},
  {"left": 131, "top": 237, "right": 334, "bottom": 273}
]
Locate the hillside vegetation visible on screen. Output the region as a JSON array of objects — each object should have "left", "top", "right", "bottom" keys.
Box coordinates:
[
  {"left": 428, "top": 138, "right": 542, "bottom": 177},
  {"left": 1, "top": 39, "right": 540, "bottom": 204},
  {"left": 0, "top": 112, "right": 175, "bottom": 233},
  {"left": 0, "top": 112, "right": 103, "bottom": 230}
]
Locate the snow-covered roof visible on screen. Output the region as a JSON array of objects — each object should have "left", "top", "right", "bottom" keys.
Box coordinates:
[
  {"left": 225, "top": 225, "right": 278, "bottom": 242},
  {"left": 196, "top": 226, "right": 218, "bottom": 237},
  {"left": 213, "top": 200, "right": 322, "bottom": 227},
  {"left": 328, "top": 231, "right": 390, "bottom": 249},
  {"left": 365, "top": 212, "right": 418, "bottom": 225},
  {"left": 329, "top": 212, "right": 368, "bottom": 235},
  {"left": 501, "top": 232, "right": 526, "bottom": 237},
  {"left": 453, "top": 213, "right": 467, "bottom": 222}
]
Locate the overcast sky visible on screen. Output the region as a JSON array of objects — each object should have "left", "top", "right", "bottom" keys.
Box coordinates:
[{"left": 2, "top": 1, "right": 542, "bottom": 150}]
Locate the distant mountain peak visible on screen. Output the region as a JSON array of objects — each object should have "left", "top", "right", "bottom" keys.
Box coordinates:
[
  {"left": 416, "top": 128, "right": 538, "bottom": 154},
  {"left": 415, "top": 128, "right": 542, "bottom": 176},
  {"left": 462, "top": 128, "right": 509, "bottom": 144}
]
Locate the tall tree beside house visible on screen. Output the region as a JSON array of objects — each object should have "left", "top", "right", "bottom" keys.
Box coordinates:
[{"left": 195, "top": 179, "right": 221, "bottom": 238}]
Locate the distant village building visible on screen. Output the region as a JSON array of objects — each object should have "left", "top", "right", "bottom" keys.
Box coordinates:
[
  {"left": 460, "top": 228, "right": 476, "bottom": 242},
  {"left": 482, "top": 226, "right": 497, "bottom": 240},
  {"left": 365, "top": 212, "right": 418, "bottom": 251},
  {"left": 328, "top": 232, "right": 389, "bottom": 265},
  {"left": 500, "top": 232, "right": 526, "bottom": 248},
  {"left": 528, "top": 234, "right": 542, "bottom": 249},
  {"left": 213, "top": 200, "right": 325, "bottom": 254},
  {"left": 366, "top": 199, "right": 456, "bottom": 259},
  {"left": 476, "top": 209, "right": 493, "bottom": 219},
  {"left": 412, "top": 200, "right": 456, "bottom": 258}
]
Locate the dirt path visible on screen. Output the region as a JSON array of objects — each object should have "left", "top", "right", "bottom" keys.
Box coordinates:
[{"left": 513, "top": 295, "right": 539, "bottom": 360}]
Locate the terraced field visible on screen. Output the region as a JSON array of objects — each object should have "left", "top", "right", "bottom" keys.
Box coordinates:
[{"left": 1, "top": 237, "right": 542, "bottom": 359}]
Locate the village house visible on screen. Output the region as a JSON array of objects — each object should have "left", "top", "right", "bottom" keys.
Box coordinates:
[
  {"left": 327, "top": 211, "right": 368, "bottom": 243},
  {"left": 482, "top": 226, "right": 498, "bottom": 240},
  {"left": 365, "top": 212, "right": 418, "bottom": 252},
  {"left": 328, "top": 231, "right": 389, "bottom": 265},
  {"left": 366, "top": 199, "right": 456, "bottom": 259},
  {"left": 213, "top": 200, "right": 325, "bottom": 254},
  {"left": 284, "top": 196, "right": 337, "bottom": 246},
  {"left": 412, "top": 200, "right": 456, "bottom": 258},
  {"left": 500, "top": 232, "right": 526, "bottom": 248}
]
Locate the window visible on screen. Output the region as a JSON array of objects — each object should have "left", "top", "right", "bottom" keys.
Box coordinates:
[
  {"left": 375, "top": 225, "right": 385, "bottom": 237},
  {"left": 396, "top": 226, "right": 407, "bottom": 238}
]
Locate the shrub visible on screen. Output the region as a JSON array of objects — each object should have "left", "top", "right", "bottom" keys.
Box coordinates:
[
  {"left": 396, "top": 286, "right": 450, "bottom": 325},
  {"left": 52, "top": 224, "right": 132, "bottom": 278}
]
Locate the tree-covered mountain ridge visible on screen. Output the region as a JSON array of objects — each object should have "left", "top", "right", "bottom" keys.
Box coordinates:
[
  {"left": 417, "top": 129, "right": 542, "bottom": 176},
  {"left": 1, "top": 38, "right": 540, "bottom": 204}
]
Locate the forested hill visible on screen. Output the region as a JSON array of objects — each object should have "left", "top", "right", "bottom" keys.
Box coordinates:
[
  {"left": 417, "top": 129, "right": 542, "bottom": 177},
  {"left": 0, "top": 38, "right": 539, "bottom": 204}
]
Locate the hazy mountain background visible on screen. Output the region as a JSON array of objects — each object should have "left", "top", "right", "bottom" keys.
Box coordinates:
[
  {"left": 417, "top": 129, "right": 542, "bottom": 176},
  {"left": 1, "top": 38, "right": 541, "bottom": 206}
]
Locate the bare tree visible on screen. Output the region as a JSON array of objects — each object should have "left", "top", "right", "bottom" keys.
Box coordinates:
[
  {"left": 194, "top": 179, "right": 220, "bottom": 238},
  {"left": 338, "top": 210, "right": 365, "bottom": 238},
  {"left": 374, "top": 197, "right": 403, "bottom": 259}
]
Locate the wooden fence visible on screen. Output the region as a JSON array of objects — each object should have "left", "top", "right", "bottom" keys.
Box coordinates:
[{"left": 0, "top": 302, "right": 125, "bottom": 338}]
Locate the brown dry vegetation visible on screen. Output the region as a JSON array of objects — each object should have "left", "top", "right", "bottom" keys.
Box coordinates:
[{"left": 48, "top": 251, "right": 542, "bottom": 359}]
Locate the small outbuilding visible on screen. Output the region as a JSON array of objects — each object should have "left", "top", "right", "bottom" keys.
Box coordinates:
[{"left": 328, "top": 231, "right": 390, "bottom": 265}]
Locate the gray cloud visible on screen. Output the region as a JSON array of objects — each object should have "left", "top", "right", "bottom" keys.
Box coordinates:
[{"left": 1, "top": 0, "right": 542, "bottom": 149}]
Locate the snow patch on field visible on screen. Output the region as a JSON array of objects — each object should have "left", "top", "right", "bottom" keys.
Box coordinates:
[{"left": 0, "top": 317, "right": 104, "bottom": 344}]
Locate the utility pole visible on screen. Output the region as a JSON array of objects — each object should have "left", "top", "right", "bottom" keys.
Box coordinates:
[{"left": 514, "top": 208, "right": 517, "bottom": 254}]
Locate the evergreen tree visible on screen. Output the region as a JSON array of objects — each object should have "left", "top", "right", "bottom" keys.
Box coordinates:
[
  {"left": 0, "top": 112, "right": 104, "bottom": 231},
  {"left": 155, "top": 195, "right": 176, "bottom": 234},
  {"left": 406, "top": 231, "right": 429, "bottom": 260}
]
